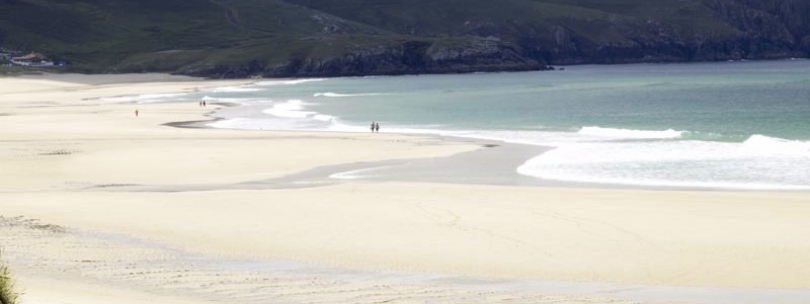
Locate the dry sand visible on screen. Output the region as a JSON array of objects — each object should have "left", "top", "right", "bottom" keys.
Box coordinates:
[{"left": 1, "top": 73, "right": 809, "bottom": 304}]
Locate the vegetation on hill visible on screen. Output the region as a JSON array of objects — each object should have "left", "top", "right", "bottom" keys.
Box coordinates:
[
  {"left": 0, "top": 250, "right": 20, "bottom": 304},
  {"left": 0, "top": 0, "right": 808, "bottom": 77}
]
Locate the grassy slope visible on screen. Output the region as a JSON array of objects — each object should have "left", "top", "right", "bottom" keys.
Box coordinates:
[
  {"left": 0, "top": 0, "right": 805, "bottom": 75},
  {"left": 1, "top": 0, "right": 240, "bottom": 66},
  {"left": 78, "top": 0, "right": 397, "bottom": 72},
  {"left": 288, "top": 0, "right": 740, "bottom": 41}
]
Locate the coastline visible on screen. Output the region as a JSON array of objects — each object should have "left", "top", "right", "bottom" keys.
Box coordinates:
[
  {"left": 170, "top": 117, "right": 803, "bottom": 192},
  {"left": 2, "top": 74, "right": 809, "bottom": 304}
]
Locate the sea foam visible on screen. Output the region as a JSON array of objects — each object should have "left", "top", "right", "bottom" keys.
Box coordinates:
[
  {"left": 100, "top": 93, "right": 188, "bottom": 103},
  {"left": 517, "top": 137, "right": 810, "bottom": 190},
  {"left": 313, "top": 92, "right": 385, "bottom": 98},
  {"left": 201, "top": 96, "right": 265, "bottom": 105},
  {"left": 255, "top": 79, "right": 327, "bottom": 86},
  {"left": 208, "top": 86, "right": 263, "bottom": 93},
  {"left": 742, "top": 134, "right": 810, "bottom": 156},
  {"left": 263, "top": 99, "right": 316, "bottom": 118},
  {"left": 578, "top": 126, "right": 685, "bottom": 139}
]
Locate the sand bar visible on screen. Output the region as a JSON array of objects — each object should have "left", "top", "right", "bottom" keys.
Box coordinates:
[{"left": 1, "top": 74, "right": 809, "bottom": 303}]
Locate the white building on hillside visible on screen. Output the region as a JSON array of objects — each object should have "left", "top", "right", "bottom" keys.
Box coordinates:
[{"left": 11, "top": 52, "right": 54, "bottom": 66}]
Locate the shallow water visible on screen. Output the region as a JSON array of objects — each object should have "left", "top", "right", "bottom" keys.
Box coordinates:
[{"left": 154, "top": 60, "right": 810, "bottom": 190}]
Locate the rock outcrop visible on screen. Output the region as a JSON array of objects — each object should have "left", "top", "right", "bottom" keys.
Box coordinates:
[
  {"left": 181, "top": 37, "right": 551, "bottom": 78},
  {"left": 185, "top": 0, "right": 809, "bottom": 78}
]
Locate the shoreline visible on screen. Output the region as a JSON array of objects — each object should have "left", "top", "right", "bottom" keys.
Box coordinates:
[
  {"left": 170, "top": 109, "right": 808, "bottom": 193},
  {"left": 159, "top": 71, "right": 810, "bottom": 193},
  {"left": 2, "top": 73, "right": 809, "bottom": 304}
]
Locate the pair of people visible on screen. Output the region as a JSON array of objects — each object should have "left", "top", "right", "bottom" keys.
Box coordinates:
[{"left": 370, "top": 121, "right": 380, "bottom": 133}]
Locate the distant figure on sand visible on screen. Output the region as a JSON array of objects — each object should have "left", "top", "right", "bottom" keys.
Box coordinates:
[
  {"left": 374, "top": 122, "right": 380, "bottom": 133},
  {"left": 135, "top": 109, "right": 139, "bottom": 117},
  {"left": 371, "top": 122, "right": 376, "bottom": 133}
]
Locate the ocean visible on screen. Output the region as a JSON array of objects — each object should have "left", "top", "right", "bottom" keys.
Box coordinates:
[{"left": 134, "top": 59, "right": 810, "bottom": 190}]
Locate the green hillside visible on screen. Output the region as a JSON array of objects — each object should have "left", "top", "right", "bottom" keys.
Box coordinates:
[{"left": 1, "top": 0, "right": 808, "bottom": 77}]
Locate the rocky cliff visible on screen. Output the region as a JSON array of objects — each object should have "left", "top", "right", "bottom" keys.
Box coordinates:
[
  {"left": 184, "top": 0, "right": 810, "bottom": 78},
  {"left": 180, "top": 37, "right": 551, "bottom": 78}
]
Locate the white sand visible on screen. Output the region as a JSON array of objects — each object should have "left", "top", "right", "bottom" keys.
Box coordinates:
[{"left": 1, "top": 74, "right": 809, "bottom": 304}]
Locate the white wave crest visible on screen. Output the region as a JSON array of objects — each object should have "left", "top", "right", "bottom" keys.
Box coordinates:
[
  {"left": 263, "top": 99, "right": 316, "bottom": 118},
  {"left": 200, "top": 96, "right": 266, "bottom": 105},
  {"left": 516, "top": 137, "right": 810, "bottom": 190},
  {"left": 208, "top": 86, "right": 263, "bottom": 93},
  {"left": 312, "top": 114, "right": 334, "bottom": 122},
  {"left": 313, "top": 92, "right": 384, "bottom": 98},
  {"left": 100, "top": 93, "right": 188, "bottom": 103},
  {"left": 578, "top": 126, "right": 685, "bottom": 139},
  {"left": 743, "top": 134, "right": 810, "bottom": 156},
  {"left": 255, "top": 78, "right": 326, "bottom": 86}
]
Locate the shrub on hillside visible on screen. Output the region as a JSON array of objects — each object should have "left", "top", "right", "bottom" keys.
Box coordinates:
[{"left": 0, "top": 250, "right": 20, "bottom": 304}]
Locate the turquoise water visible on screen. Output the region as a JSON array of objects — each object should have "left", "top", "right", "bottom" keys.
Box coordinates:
[{"left": 161, "top": 60, "right": 810, "bottom": 190}]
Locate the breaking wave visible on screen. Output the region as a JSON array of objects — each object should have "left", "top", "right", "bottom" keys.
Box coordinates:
[
  {"left": 99, "top": 93, "right": 188, "bottom": 103},
  {"left": 262, "top": 99, "right": 316, "bottom": 118},
  {"left": 742, "top": 134, "right": 810, "bottom": 156},
  {"left": 577, "top": 126, "right": 685, "bottom": 139},
  {"left": 208, "top": 86, "right": 263, "bottom": 93},
  {"left": 517, "top": 134, "right": 810, "bottom": 190},
  {"left": 255, "top": 79, "right": 327, "bottom": 86},
  {"left": 313, "top": 92, "right": 385, "bottom": 98}
]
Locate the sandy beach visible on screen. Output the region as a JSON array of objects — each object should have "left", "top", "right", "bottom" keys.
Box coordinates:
[{"left": 1, "top": 73, "right": 809, "bottom": 304}]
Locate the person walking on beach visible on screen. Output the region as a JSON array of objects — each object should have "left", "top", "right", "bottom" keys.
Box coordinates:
[
  {"left": 374, "top": 122, "right": 380, "bottom": 133},
  {"left": 371, "top": 122, "right": 376, "bottom": 133},
  {"left": 135, "top": 109, "right": 139, "bottom": 117}
]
